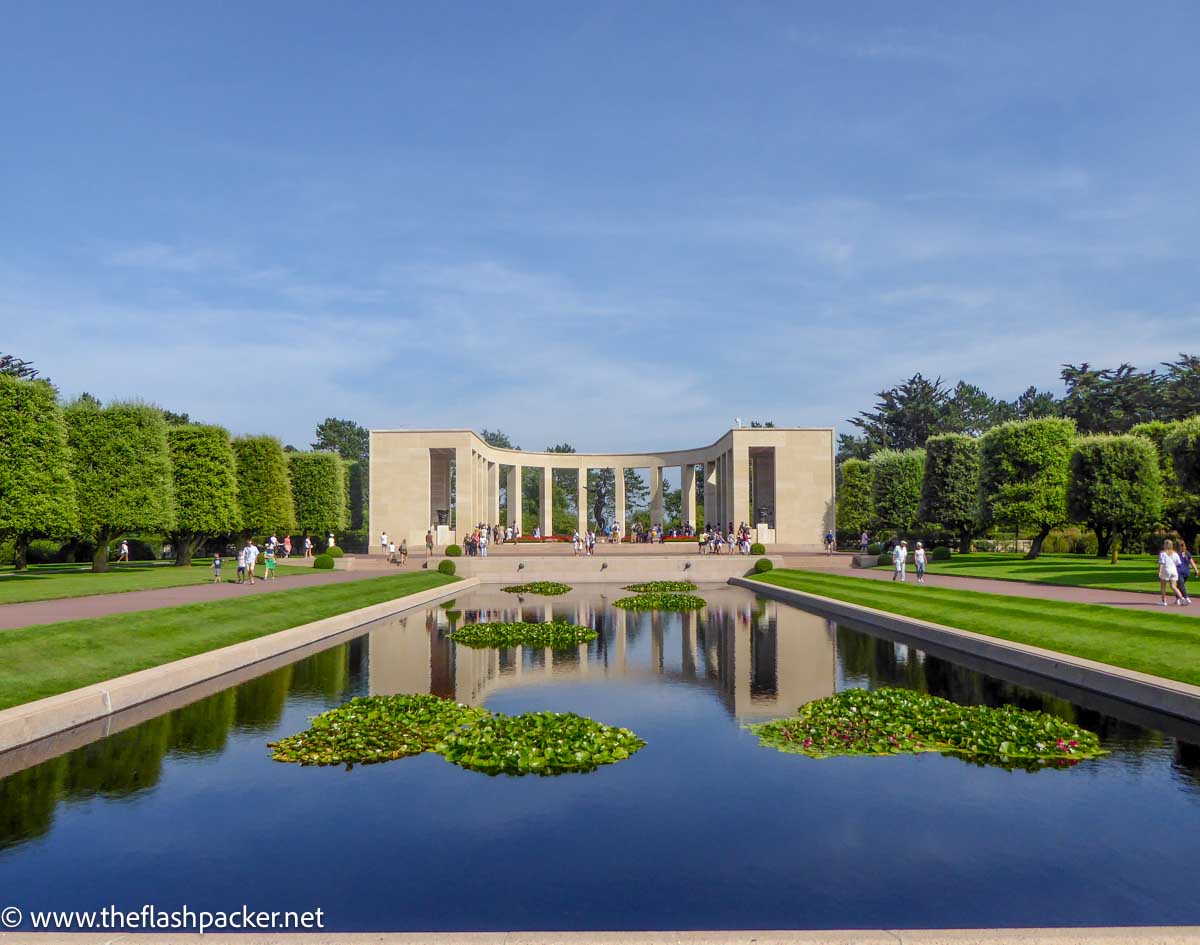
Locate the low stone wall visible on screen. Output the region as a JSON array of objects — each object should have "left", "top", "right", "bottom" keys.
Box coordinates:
[
  {"left": 0, "top": 579, "right": 474, "bottom": 756},
  {"left": 450, "top": 554, "right": 782, "bottom": 584},
  {"left": 734, "top": 577, "right": 1200, "bottom": 724}
]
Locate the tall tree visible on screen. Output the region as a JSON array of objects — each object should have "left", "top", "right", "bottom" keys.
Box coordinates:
[
  {"left": 835, "top": 459, "right": 874, "bottom": 539},
  {"left": 977, "top": 417, "right": 1076, "bottom": 559},
  {"left": 311, "top": 417, "right": 369, "bottom": 462},
  {"left": 1131, "top": 420, "right": 1200, "bottom": 539},
  {"left": 850, "top": 373, "right": 951, "bottom": 451},
  {"left": 0, "top": 377, "right": 78, "bottom": 569},
  {"left": 918, "top": 434, "right": 981, "bottom": 552},
  {"left": 869, "top": 449, "right": 925, "bottom": 533},
  {"left": 944, "top": 382, "right": 1015, "bottom": 436},
  {"left": 1060, "top": 363, "right": 1162, "bottom": 433},
  {"left": 65, "top": 399, "right": 176, "bottom": 571},
  {"left": 1014, "top": 386, "right": 1060, "bottom": 419},
  {"left": 1067, "top": 435, "right": 1162, "bottom": 559},
  {"left": 1161, "top": 354, "right": 1200, "bottom": 421},
  {"left": 288, "top": 452, "right": 348, "bottom": 539},
  {"left": 0, "top": 353, "right": 44, "bottom": 382},
  {"left": 165, "top": 425, "right": 242, "bottom": 566},
  {"left": 232, "top": 436, "right": 296, "bottom": 537}
]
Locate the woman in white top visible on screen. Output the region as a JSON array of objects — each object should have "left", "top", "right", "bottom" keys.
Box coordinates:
[
  {"left": 1159, "top": 539, "right": 1186, "bottom": 606},
  {"left": 914, "top": 542, "right": 927, "bottom": 584}
]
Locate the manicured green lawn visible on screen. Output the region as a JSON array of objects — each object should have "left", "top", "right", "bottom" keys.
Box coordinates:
[
  {"left": 0, "top": 571, "right": 456, "bottom": 710},
  {"left": 0, "top": 559, "right": 309, "bottom": 605},
  {"left": 752, "top": 569, "right": 1200, "bottom": 687},
  {"left": 918, "top": 552, "right": 1165, "bottom": 594}
]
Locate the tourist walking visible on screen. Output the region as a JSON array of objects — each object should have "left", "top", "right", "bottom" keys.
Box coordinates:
[
  {"left": 380, "top": 530, "right": 388, "bottom": 556},
  {"left": 1180, "top": 540, "right": 1194, "bottom": 604},
  {"left": 892, "top": 540, "right": 907, "bottom": 582},
  {"left": 236, "top": 545, "right": 247, "bottom": 584},
  {"left": 117, "top": 539, "right": 130, "bottom": 563},
  {"left": 304, "top": 535, "right": 313, "bottom": 558},
  {"left": 283, "top": 535, "right": 292, "bottom": 558},
  {"left": 400, "top": 539, "right": 408, "bottom": 564},
  {"left": 426, "top": 529, "right": 434, "bottom": 558},
  {"left": 244, "top": 539, "right": 260, "bottom": 585},
  {"left": 1159, "top": 539, "right": 1186, "bottom": 606},
  {"left": 914, "top": 541, "right": 927, "bottom": 584},
  {"left": 860, "top": 531, "right": 870, "bottom": 554},
  {"left": 263, "top": 545, "right": 277, "bottom": 580},
  {"left": 387, "top": 541, "right": 397, "bottom": 563},
  {"left": 210, "top": 552, "right": 223, "bottom": 583},
  {"left": 824, "top": 530, "right": 835, "bottom": 555}
]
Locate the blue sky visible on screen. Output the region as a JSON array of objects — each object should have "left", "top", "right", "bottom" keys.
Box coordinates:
[{"left": 3, "top": 2, "right": 1199, "bottom": 452}]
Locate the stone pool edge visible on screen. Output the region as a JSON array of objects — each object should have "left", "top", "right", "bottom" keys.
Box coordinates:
[
  {"left": 733, "top": 576, "right": 1200, "bottom": 723},
  {"left": 3, "top": 927, "right": 1200, "bottom": 944},
  {"left": 0, "top": 578, "right": 476, "bottom": 755}
]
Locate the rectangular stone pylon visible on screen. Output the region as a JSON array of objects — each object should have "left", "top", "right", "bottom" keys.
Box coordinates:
[
  {"left": 488, "top": 460, "right": 500, "bottom": 526},
  {"left": 681, "top": 463, "right": 697, "bottom": 529},
  {"left": 508, "top": 464, "right": 522, "bottom": 531},
  {"left": 703, "top": 460, "right": 716, "bottom": 530},
  {"left": 577, "top": 466, "right": 588, "bottom": 536},
  {"left": 614, "top": 466, "right": 626, "bottom": 539},
  {"left": 540, "top": 465, "right": 553, "bottom": 537},
  {"left": 650, "top": 466, "right": 663, "bottom": 526}
]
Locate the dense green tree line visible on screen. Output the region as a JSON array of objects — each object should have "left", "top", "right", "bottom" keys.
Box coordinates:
[{"left": 0, "top": 370, "right": 362, "bottom": 571}]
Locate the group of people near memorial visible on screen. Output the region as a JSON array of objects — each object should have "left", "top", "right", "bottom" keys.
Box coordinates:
[{"left": 697, "top": 522, "right": 755, "bottom": 555}]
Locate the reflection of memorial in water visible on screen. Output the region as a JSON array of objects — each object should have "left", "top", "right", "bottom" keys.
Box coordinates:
[{"left": 366, "top": 588, "right": 838, "bottom": 720}]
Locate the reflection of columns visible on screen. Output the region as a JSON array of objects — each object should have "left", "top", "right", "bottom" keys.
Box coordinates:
[
  {"left": 681, "top": 464, "right": 697, "bottom": 529},
  {"left": 615, "top": 466, "right": 626, "bottom": 538},
  {"left": 703, "top": 461, "right": 716, "bottom": 528},
  {"left": 577, "top": 466, "right": 588, "bottom": 535},
  {"left": 681, "top": 610, "right": 696, "bottom": 678},
  {"left": 508, "top": 464, "right": 522, "bottom": 531},
  {"left": 651, "top": 612, "right": 663, "bottom": 672},
  {"left": 615, "top": 608, "right": 627, "bottom": 675},
  {"left": 577, "top": 600, "right": 589, "bottom": 672},
  {"left": 489, "top": 461, "right": 500, "bottom": 526},
  {"left": 540, "top": 466, "right": 553, "bottom": 537},
  {"left": 650, "top": 466, "right": 663, "bottom": 525},
  {"left": 514, "top": 644, "right": 523, "bottom": 676},
  {"left": 545, "top": 647, "right": 553, "bottom": 675}
]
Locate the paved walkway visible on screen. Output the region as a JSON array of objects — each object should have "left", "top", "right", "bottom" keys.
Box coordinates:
[
  {"left": 777, "top": 552, "right": 1200, "bottom": 616},
  {"left": 0, "top": 564, "right": 430, "bottom": 631}
]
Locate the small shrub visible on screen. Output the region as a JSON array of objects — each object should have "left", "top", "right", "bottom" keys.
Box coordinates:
[
  {"left": 326, "top": 545, "right": 345, "bottom": 558},
  {"left": 754, "top": 558, "right": 774, "bottom": 573},
  {"left": 750, "top": 542, "right": 766, "bottom": 555},
  {"left": 313, "top": 554, "right": 335, "bottom": 570},
  {"left": 438, "top": 559, "right": 456, "bottom": 576},
  {"left": 445, "top": 544, "right": 462, "bottom": 557},
  {"left": 931, "top": 546, "right": 952, "bottom": 562},
  {"left": 866, "top": 542, "right": 882, "bottom": 555},
  {"left": 876, "top": 554, "right": 894, "bottom": 568}
]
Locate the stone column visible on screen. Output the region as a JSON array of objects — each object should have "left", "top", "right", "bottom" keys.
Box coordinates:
[
  {"left": 650, "top": 465, "right": 663, "bottom": 526},
  {"left": 577, "top": 465, "right": 588, "bottom": 536},
  {"left": 614, "top": 466, "right": 626, "bottom": 540},
  {"left": 732, "top": 442, "right": 750, "bottom": 529},
  {"left": 540, "top": 465, "right": 553, "bottom": 537},
  {"left": 454, "top": 446, "right": 474, "bottom": 535},
  {"left": 488, "top": 461, "right": 500, "bottom": 526},
  {"left": 508, "top": 464, "right": 522, "bottom": 532},
  {"left": 703, "top": 460, "right": 716, "bottom": 530},
  {"left": 681, "top": 463, "right": 697, "bottom": 529}
]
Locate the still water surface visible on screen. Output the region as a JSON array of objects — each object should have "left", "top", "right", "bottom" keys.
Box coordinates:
[{"left": 1, "top": 585, "right": 1198, "bottom": 930}]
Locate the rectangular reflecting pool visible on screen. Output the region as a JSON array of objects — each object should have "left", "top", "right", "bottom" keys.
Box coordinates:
[{"left": 1, "top": 584, "right": 1198, "bottom": 931}]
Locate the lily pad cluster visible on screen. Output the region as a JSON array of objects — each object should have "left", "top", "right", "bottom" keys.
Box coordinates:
[
  {"left": 269, "top": 694, "right": 643, "bottom": 776},
  {"left": 437, "top": 711, "right": 645, "bottom": 775},
  {"left": 450, "top": 620, "right": 597, "bottom": 649},
  {"left": 501, "top": 581, "right": 572, "bottom": 596},
  {"left": 749, "top": 688, "right": 1107, "bottom": 769},
  {"left": 613, "top": 592, "right": 706, "bottom": 611},
  {"left": 622, "top": 581, "right": 697, "bottom": 593},
  {"left": 268, "top": 694, "right": 489, "bottom": 766}
]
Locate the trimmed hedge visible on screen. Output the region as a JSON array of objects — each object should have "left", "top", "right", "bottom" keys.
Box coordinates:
[
  {"left": 931, "top": 546, "right": 952, "bottom": 562},
  {"left": 867, "top": 542, "right": 882, "bottom": 555},
  {"left": 438, "top": 559, "right": 456, "bottom": 576},
  {"left": 326, "top": 545, "right": 345, "bottom": 558},
  {"left": 313, "top": 554, "right": 335, "bottom": 570},
  {"left": 750, "top": 542, "right": 766, "bottom": 555},
  {"left": 445, "top": 544, "right": 462, "bottom": 557},
  {"left": 754, "top": 558, "right": 774, "bottom": 573}
]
